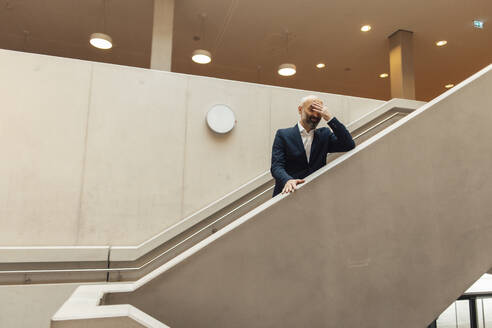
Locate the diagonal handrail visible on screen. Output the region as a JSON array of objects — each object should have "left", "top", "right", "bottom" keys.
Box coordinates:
[{"left": 0, "top": 110, "right": 408, "bottom": 275}]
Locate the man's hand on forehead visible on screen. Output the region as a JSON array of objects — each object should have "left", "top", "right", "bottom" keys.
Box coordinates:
[
  {"left": 310, "top": 101, "right": 333, "bottom": 121},
  {"left": 309, "top": 99, "right": 322, "bottom": 108}
]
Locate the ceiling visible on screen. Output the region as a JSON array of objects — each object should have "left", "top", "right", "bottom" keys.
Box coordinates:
[
  {"left": 0, "top": 0, "right": 154, "bottom": 68},
  {"left": 1, "top": 0, "right": 491, "bottom": 101}
]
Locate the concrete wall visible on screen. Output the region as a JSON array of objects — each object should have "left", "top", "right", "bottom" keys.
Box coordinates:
[
  {"left": 103, "top": 65, "right": 492, "bottom": 327},
  {"left": 0, "top": 49, "right": 384, "bottom": 247},
  {"left": 0, "top": 282, "right": 153, "bottom": 328},
  {"left": 0, "top": 283, "right": 83, "bottom": 328}
]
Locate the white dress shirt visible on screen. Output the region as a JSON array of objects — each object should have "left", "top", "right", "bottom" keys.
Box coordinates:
[
  {"left": 297, "top": 118, "right": 334, "bottom": 162},
  {"left": 297, "top": 122, "right": 315, "bottom": 162}
]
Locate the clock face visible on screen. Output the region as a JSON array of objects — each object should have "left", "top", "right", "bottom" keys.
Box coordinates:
[{"left": 206, "top": 104, "right": 236, "bottom": 134}]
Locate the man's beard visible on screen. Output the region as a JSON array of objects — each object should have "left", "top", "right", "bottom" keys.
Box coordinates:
[{"left": 304, "top": 116, "right": 320, "bottom": 130}]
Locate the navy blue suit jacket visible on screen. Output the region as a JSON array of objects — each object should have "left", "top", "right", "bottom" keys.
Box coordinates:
[{"left": 270, "top": 118, "right": 355, "bottom": 197}]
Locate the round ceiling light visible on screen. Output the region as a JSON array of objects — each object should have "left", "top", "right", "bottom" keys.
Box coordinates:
[
  {"left": 361, "top": 25, "right": 372, "bottom": 32},
  {"left": 445, "top": 84, "right": 454, "bottom": 89},
  {"left": 278, "top": 63, "right": 296, "bottom": 76},
  {"left": 436, "top": 40, "right": 448, "bottom": 47},
  {"left": 379, "top": 73, "right": 389, "bottom": 78},
  {"left": 192, "top": 49, "right": 212, "bottom": 64},
  {"left": 206, "top": 104, "right": 236, "bottom": 134},
  {"left": 89, "top": 33, "right": 113, "bottom": 49},
  {"left": 316, "top": 63, "right": 326, "bottom": 69}
]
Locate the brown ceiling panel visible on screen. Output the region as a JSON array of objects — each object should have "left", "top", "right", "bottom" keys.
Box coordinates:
[{"left": 1, "top": 0, "right": 490, "bottom": 101}]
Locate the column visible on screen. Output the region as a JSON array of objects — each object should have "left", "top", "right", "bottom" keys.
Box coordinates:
[
  {"left": 388, "top": 30, "right": 415, "bottom": 100},
  {"left": 150, "top": 0, "right": 174, "bottom": 71}
]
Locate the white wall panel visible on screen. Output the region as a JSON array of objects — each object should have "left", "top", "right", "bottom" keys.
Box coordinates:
[
  {"left": 182, "top": 77, "right": 270, "bottom": 217},
  {"left": 78, "top": 65, "right": 187, "bottom": 245},
  {"left": 0, "top": 50, "right": 91, "bottom": 246}
]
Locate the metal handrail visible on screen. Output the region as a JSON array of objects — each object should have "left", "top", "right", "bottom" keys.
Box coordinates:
[
  {"left": 0, "top": 185, "right": 275, "bottom": 275},
  {"left": 0, "top": 111, "right": 405, "bottom": 275},
  {"left": 353, "top": 112, "right": 401, "bottom": 140}
]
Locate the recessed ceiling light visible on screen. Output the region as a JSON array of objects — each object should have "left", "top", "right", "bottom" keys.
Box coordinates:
[
  {"left": 192, "top": 49, "right": 212, "bottom": 64},
  {"left": 379, "top": 73, "right": 389, "bottom": 78},
  {"left": 316, "top": 63, "right": 325, "bottom": 69},
  {"left": 445, "top": 84, "right": 454, "bottom": 89},
  {"left": 473, "top": 20, "right": 484, "bottom": 29},
  {"left": 278, "top": 63, "right": 296, "bottom": 76},
  {"left": 436, "top": 40, "right": 448, "bottom": 47},
  {"left": 89, "top": 33, "right": 112, "bottom": 49},
  {"left": 361, "top": 25, "right": 371, "bottom": 32}
]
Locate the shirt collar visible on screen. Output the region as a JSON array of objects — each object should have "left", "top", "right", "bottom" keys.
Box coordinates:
[{"left": 298, "top": 122, "right": 314, "bottom": 135}]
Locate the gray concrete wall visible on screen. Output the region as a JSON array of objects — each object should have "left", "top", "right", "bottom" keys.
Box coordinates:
[
  {"left": 0, "top": 283, "right": 82, "bottom": 328},
  {"left": 107, "top": 65, "right": 492, "bottom": 328},
  {"left": 0, "top": 49, "right": 384, "bottom": 247}
]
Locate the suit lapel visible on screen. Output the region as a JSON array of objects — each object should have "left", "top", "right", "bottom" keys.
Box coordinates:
[{"left": 291, "top": 124, "right": 308, "bottom": 164}]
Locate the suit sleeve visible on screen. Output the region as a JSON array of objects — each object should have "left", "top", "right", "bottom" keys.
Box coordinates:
[
  {"left": 270, "top": 130, "right": 293, "bottom": 188},
  {"left": 326, "top": 117, "right": 356, "bottom": 152}
]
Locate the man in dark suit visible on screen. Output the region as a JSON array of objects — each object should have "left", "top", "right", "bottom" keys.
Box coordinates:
[{"left": 270, "top": 95, "right": 355, "bottom": 197}]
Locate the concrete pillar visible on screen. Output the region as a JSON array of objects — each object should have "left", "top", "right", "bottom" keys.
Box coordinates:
[
  {"left": 150, "top": 0, "right": 174, "bottom": 71},
  {"left": 388, "top": 30, "right": 415, "bottom": 100}
]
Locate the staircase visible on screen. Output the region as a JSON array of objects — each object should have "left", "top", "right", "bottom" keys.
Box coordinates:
[{"left": 52, "top": 64, "right": 492, "bottom": 327}]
